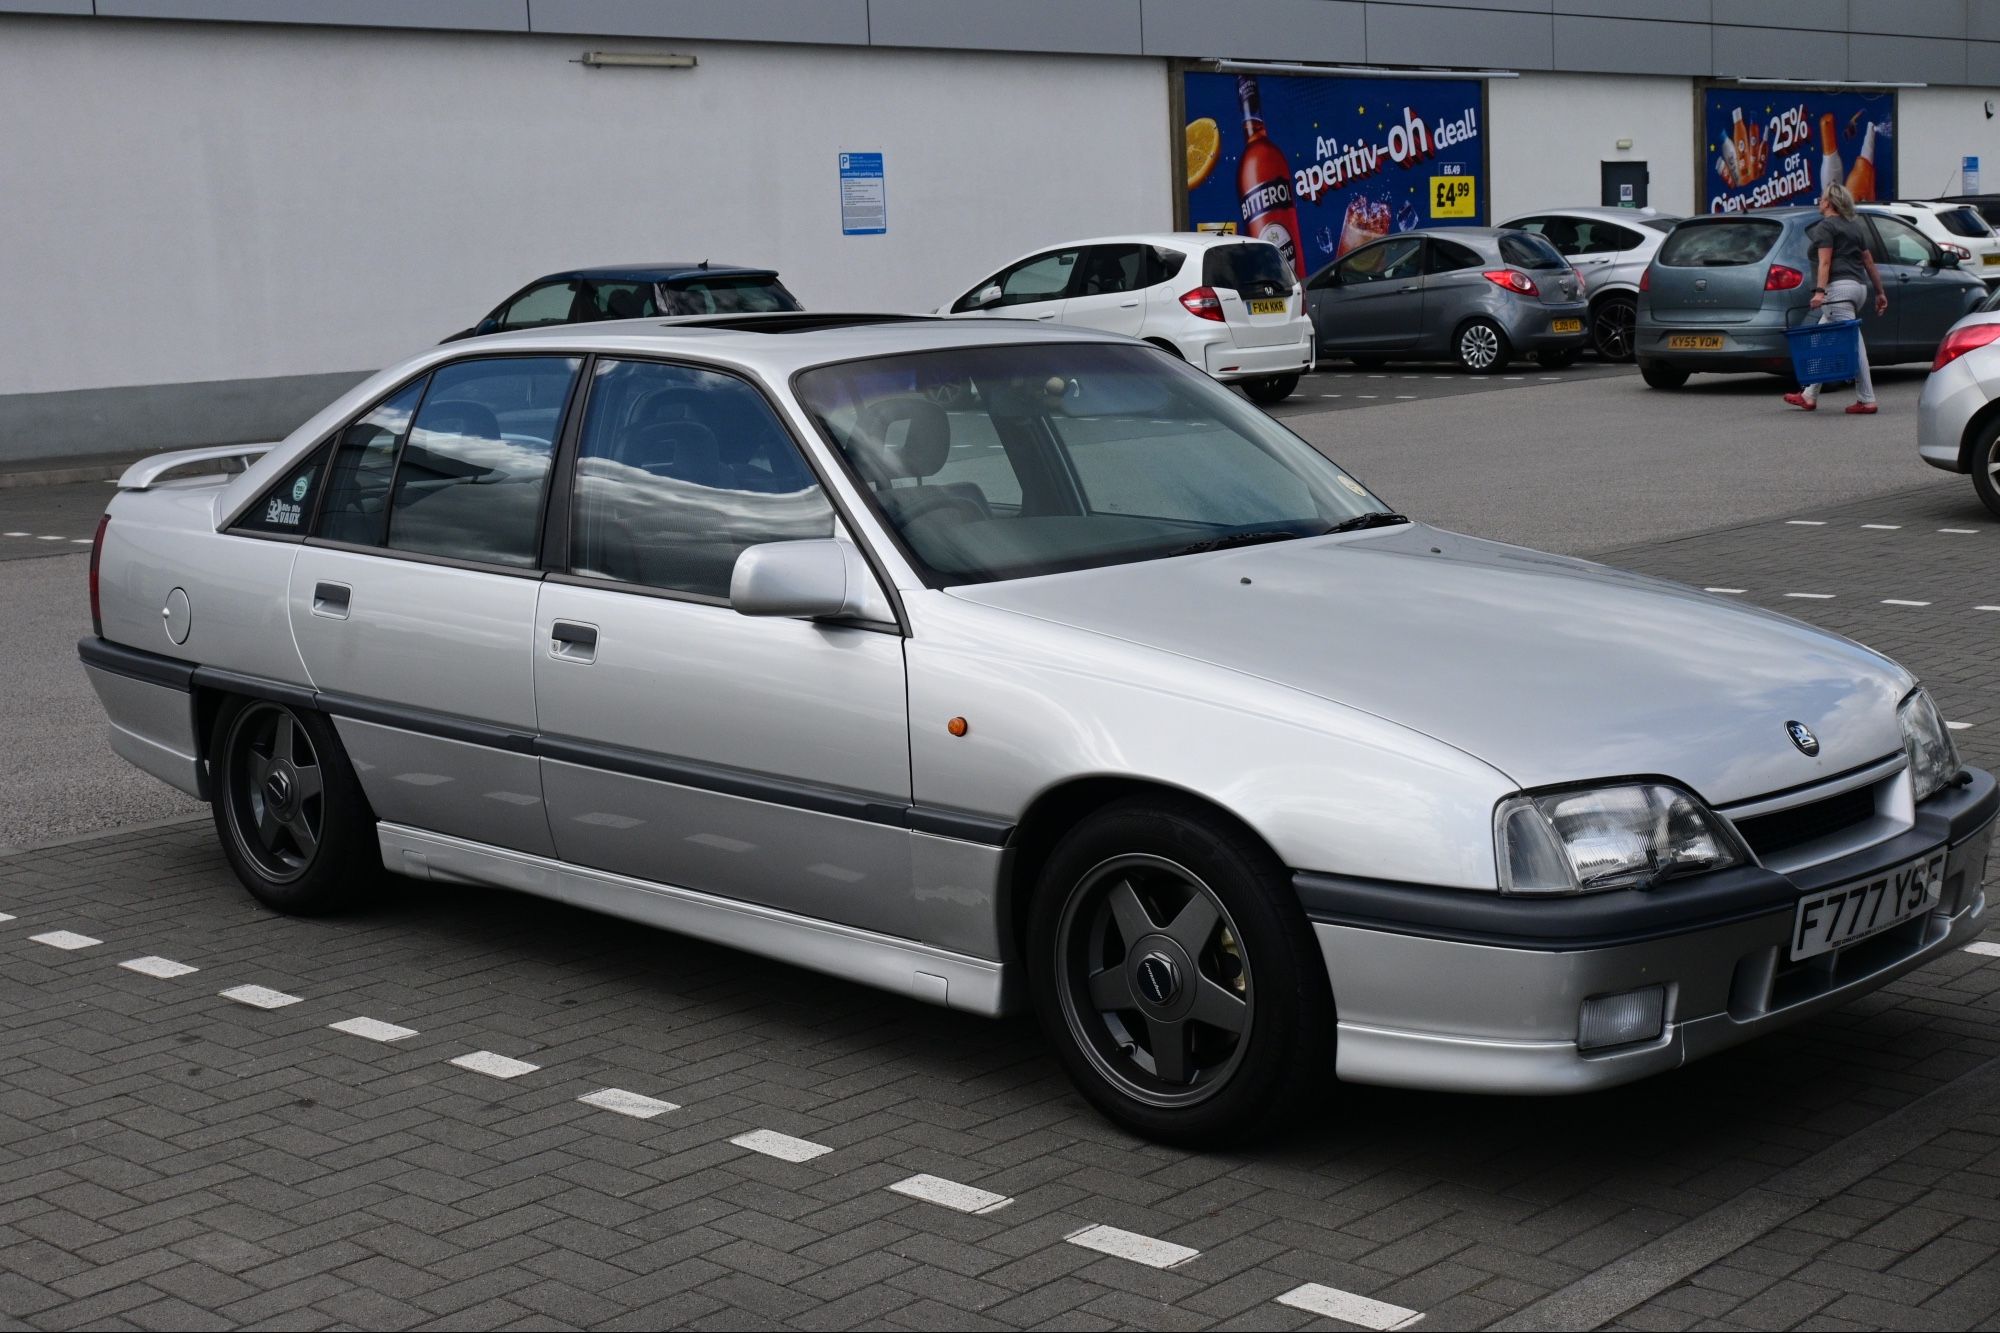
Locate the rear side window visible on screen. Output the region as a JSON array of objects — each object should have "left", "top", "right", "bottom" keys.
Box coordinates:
[
  {"left": 500, "top": 281, "right": 578, "bottom": 331},
  {"left": 1658, "top": 220, "right": 1781, "bottom": 267},
  {"left": 236, "top": 444, "right": 332, "bottom": 536},
  {"left": 1427, "top": 238, "right": 1484, "bottom": 273},
  {"left": 1868, "top": 215, "right": 1937, "bottom": 266},
  {"left": 658, "top": 276, "right": 800, "bottom": 315},
  {"left": 317, "top": 378, "right": 427, "bottom": 547},
  {"left": 1151, "top": 247, "right": 1187, "bottom": 284},
  {"left": 1074, "top": 244, "right": 1151, "bottom": 297},
  {"left": 1203, "top": 242, "right": 1293, "bottom": 293},
  {"left": 579, "top": 281, "right": 656, "bottom": 321},
  {"left": 385, "top": 357, "right": 581, "bottom": 568},
  {"left": 1497, "top": 233, "right": 1567, "bottom": 271},
  {"left": 1937, "top": 207, "right": 1992, "bottom": 239}
]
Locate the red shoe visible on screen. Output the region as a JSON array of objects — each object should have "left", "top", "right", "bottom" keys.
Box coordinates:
[
  {"left": 1845, "top": 402, "right": 1878, "bottom": 415},
  {"left": 1783, "top": 392, "right": 1815, "bottom": 410}
]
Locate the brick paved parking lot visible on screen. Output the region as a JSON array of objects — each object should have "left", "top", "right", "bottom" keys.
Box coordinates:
[{"left": 3, "top": 429, "right": 1998, "bottom": 1330}]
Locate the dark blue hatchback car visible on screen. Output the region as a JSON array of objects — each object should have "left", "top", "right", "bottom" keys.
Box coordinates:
[{"left": 446, "top": 263, "right": 801, "bottom": 341}]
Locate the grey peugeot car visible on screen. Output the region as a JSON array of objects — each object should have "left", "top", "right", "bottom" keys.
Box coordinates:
[
  {"left": 1635, "top": 208, "right": 1986, "bottom": 389},
  {"left": 79, "top": 313, "right": 1994, "bottom": 1144},
  {"left": 1306, "top": 227, "right": 1590, "bottom": 373}
]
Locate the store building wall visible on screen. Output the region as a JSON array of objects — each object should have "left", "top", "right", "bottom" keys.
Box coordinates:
[
  {"left": 1487, "top": 72, "right": 1699, "bottom": 221},
  {"left": 1897, "top": 86, "right": 2000, "bottom": 199},
  {"left": 0, "top": 17, "right": 1171, "bottom": 461}
]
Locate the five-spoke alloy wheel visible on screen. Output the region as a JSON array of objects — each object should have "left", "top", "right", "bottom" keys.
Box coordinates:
[{"left": 211, "top": 696, "right": 378, "bottom": 914}]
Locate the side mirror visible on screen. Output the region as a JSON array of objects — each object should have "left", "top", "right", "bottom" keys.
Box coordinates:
[
  {"left": 730, "top": 539, "right": 885, "bottom": 621},
  {"left": 976, "top": 284, "right": 1004, "bottom": 308},
  {"left": 1937, "top": 251, "right": 1962, "bottom": 269}
]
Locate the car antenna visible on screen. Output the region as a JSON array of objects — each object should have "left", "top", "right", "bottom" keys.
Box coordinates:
[{"left": 699, "top": 258, "right": 709, "bottom": 269}]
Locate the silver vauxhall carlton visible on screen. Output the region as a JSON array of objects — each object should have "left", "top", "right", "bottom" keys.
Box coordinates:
[{"left": 80, "top": 313, "right": 1995, "bottom": 1143}]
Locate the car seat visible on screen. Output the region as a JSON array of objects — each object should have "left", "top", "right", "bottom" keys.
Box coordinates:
[{"left": 847, "top": 396, "right": 989, "bottom": 526}]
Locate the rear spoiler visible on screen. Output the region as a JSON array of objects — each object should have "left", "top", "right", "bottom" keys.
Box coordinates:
[{"left": 116, "top": 442, "right": 276, "bottom": 491}]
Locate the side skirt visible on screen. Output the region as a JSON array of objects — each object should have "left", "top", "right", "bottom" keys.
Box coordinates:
[{"left": 376, "top": 822, "right": 1017, "bottom": 1017}]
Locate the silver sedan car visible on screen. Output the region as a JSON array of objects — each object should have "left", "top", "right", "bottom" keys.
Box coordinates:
[
  {"left": 1917, "top": 292, "right": 2000, "bottom": 515},
  {"left": 1306, "top": 227, "right": 1590, "bottom": 372},
  {"left": 81, "top": 314, "right": 1995, "bottom": 1143}
]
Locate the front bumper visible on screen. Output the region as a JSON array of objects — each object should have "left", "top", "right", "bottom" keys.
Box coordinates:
[{"left": 1298, "top": 767, "right": 1996, "bottom": 1094}]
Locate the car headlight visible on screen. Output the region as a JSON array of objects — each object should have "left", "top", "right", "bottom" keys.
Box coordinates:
[
  {"left": 1495, "top": 783, "right": 1743, "bottom": 895},
  {"left": 1899, "top": 688, "right": 1960, "bottom": 803}
]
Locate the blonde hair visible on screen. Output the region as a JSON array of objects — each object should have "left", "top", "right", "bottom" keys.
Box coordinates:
[{"left": 1822, "top": 183, "right": 1857, "bottom": 219}]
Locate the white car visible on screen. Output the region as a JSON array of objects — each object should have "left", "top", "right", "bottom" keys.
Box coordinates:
[
  {"left": 1498, "top": 206, "right": 1679, "bottom": 360},
  {"left": 1876, "top": 201, "right": 2000, "bottom": 284},
  {"left": 1917, "top": 296, "right": 2000, "bottom": 515},
  {"left": 939, "top": 233, "right": 1314, "bottom": 403}
]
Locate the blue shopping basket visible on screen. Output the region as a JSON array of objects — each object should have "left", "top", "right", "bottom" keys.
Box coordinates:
[{"left": 1785, "top": 318, "right": 1862, "bottom": 386}]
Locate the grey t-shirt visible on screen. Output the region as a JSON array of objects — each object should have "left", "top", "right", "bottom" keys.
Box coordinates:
[{"left": 1808, "top": 215, "right": 1871, "bottom": 287}]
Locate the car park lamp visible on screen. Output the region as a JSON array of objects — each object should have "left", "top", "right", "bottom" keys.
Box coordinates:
[
  {"left": 1495, "top": 784, "right": 1742, "bottom": 895},
  {"left": 1899, "top": 689, "right": 1960, "bottom": 803},
  {"left": 1577, "top": 985, "right": 1667, "bottom": 1051}
]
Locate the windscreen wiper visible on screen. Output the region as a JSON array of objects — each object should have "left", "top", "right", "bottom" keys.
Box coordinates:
[
  {"left": 1326, "top": 511, "right": 1410, "bottom": 533},
  {"left": 1172, "top": 529, "right": 1315, "bottom": 556}
]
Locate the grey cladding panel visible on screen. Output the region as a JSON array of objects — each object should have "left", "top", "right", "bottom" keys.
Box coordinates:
[
  {"left": 1976, "top": 4, "right": 2000, "bottom": 41},
  {"left": 1364, "top": 0, "right": 1549, "bottom": 11},
  {"left": 1142, "top": 0, "right": 1365, "bottom": 61},
  {"left": 1849, "top": 33, "right": 1969, "bottom": 83},
  {"left": 1364, "top": 3, "right": 1554, "bottom": 69},
  {"left": 1554, "top": 15, "right": 1711, "bottom": 74},
  {"left": 528, "top": 0, "right": 868, "bottom": 44},
  {"left": 868, "top": 0, "right": 1142, "bottom": 54},
  {"left": 1712, "top": 24, "right": 1849, "bottom": 81},
  {"left": 1971, "top": 38, "right": 2000, "bottom": 80},
  {"left": 96, "top": 0, "right": 530, "bottom": 28},
  {"left": 1556, "top": 0, "right": 1708, "bottom": 19},
  {"left": 0, "top": 2, "right": 94, "bottom": 14},
  {"left": 1717, "top": 0, "right": 1846, "bottom": 28},
  {"left": 1849, "top": 0, "right": 1965, "bottom": 39}
]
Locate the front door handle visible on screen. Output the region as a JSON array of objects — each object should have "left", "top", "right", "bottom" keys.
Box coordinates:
[
  {"left": 550, "top": 620, "right": 598, "bottom": 663},
  {"left": 1035, "top": 312, "right": 1058, "bottom": 320},
  {"left": 311, "top": 581, "right": 350, "bottom": 619},
  {"left": 1120, "top": 300, "right": 1140, "bottom": 308}
]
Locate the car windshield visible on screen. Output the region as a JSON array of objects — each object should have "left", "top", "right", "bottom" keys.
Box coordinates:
[
  {"left": 1658, "top": 219, "right": 1782, "bottom": 267},
  {"left": 794, "top": 343, "right": 1392, "bottom": 587},
  {"left": 659, "top": 276, "right": 798, "bottom": 315}
]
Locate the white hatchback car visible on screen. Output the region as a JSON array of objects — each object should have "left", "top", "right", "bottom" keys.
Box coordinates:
[
  {"left": 1875, "top": 201, "right": 2000, "bottom": 285},
  {"left": 939, "top": 233, "right": 1314, "bottom": 403}
]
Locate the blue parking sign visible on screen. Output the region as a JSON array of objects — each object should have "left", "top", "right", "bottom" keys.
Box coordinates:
[{"left": 839, "top": 152, "right": 887, "bottom": 236}]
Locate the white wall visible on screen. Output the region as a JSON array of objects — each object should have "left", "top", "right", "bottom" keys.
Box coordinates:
[
  {"left": 1488, "top": 73, "right": 1698, "bottom": 220},
  {"left": 0, "top": 17, "right": 1172, "bottom": 397},
  {"left": 1896, "top": 87, "right": 2000, "bottom": 199}
]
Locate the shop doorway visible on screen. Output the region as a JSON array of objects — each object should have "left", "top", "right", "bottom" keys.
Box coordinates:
[{"left": 1601, "top": 161, "right": 1650, "bottom": 208}]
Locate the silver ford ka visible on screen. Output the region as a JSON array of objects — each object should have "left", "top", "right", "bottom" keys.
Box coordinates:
[{"left": 80, "top": 313, "right": 1995, "bottom": 1143}]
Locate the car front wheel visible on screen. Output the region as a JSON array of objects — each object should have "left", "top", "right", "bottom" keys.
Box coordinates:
[
  {"left": 1242, "top": 373, "right": 1299, "bottom": 404},
  {"left": 1972, "top": 417, "right": 2000, "bottom": 518},
  {"left": 1027, "top": 799, "right": 1334, "bottom": 1145},
  {"left": 210, "top": 696, "right": 379, "bottom": 915}
]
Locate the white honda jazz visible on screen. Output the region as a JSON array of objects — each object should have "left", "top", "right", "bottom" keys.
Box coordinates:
[{"left": 939, "top": 233, "right": 1315, "bottom": 403}]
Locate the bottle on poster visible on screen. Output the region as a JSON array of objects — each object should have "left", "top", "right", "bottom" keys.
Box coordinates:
[
  {"left": 1846, "top": 123, "right": 1879, "bottom": 202},
  {"left": 1818, "top": 113, "right": 1844, "bottom": 196},
  {"left": 1235, "top": 75, "right": 1304, "bottom": 278}
]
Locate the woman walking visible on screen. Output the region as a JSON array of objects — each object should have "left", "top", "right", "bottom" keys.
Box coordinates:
[{"left": 1783, "top": 183, "right": 1887, "bottom": 414}]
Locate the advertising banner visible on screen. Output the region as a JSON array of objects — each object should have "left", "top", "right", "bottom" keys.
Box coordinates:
[
  {"left": 1702, "top": 88, "right": 1895, "bottom": 214},
  {"left": 1182, "top": 71, "right": 1486, "bottom": 281}
]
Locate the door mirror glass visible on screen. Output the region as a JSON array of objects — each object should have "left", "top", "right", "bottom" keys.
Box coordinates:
[{"left": 730, "top": 539, "right": 876, "bottom": 619}]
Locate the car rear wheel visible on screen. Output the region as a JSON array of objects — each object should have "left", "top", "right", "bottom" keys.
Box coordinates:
[
  {"left": 1350, "top": 354, "right": 1387, "bottom": 369},
  {"left": 210, "top": 696, "right": 379, "bottom": 915},
  {"left": 1454, "top": 320, "right": 1510, "bottom": 374},
  {"left": 1972, "top": 418, "right": 2000, "bottom": 518},
  {"left": 1027, "top": 798, "right": 1334, "bottom": 1145},
  {"left": 1242, "top": 374, "right": 1299, "bottom": 404},
  {"left": 1640, "top": 362, "right": 1690, "bottom": 390},
  {"left": 1536, "top": 348, "right": 1581, "bottom": 370},
  {"left": 1591, "top": 293, "right": 1638, "bottom": 361}
]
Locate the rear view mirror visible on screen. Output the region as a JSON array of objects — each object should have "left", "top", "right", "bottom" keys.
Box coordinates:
[{"left": 730, "top": 539, "right": 884, "bottom": 621}]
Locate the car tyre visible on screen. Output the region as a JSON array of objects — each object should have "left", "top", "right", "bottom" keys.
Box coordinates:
[
  {"left": 210, "top": 695, "right": 380, "bottom": 915},
  {"left": 1640, "top": 361, "right": 1690, "bottom": 390},
  {"left": 1242, "top": 374, "right": 1300, "bottom": 404},
  {"left": 1536, "top": 348, "right": 1581, "bottom": 370},
  {"left": 1454, "top": 319, "right": 1510, "bottom": 374},
  {"left": 1972, "top": 417, "right": 2000, "bottom": 519},
  {"left": 1591, "top": 293, "right": 1638, "bottom": 361},
  {"left": 1027, "top": 797, "right": 1334, "bottom": 1145}
]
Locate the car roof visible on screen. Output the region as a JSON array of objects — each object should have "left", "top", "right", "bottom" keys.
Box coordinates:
[
  {"left": 1501, "top": 206, "right": 1679, "bottom": 222},
  {"left": 536, "top": 263, "right": 780, "bottom": 282},
  {"left": 1021, "top": 232, "right": 1275, "bottom": 253}
]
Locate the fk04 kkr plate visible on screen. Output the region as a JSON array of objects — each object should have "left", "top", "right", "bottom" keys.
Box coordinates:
[
  {"left": 1790, "top": 850, "right": 1946, "bottom": 961},
  {"left": 1249, "top": 298, "right": 1288, "bottom": 315}
]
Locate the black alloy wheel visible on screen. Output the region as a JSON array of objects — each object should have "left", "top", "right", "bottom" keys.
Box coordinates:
[
  {"left": 211, "top": 696, "right": 378, "bottom": 913},
  {"left": 1972, "top": 417, "right": 2000, "bottom": 518},
  {"left": 1592, "top": 293, "right": 1638, "bottom": 361}
]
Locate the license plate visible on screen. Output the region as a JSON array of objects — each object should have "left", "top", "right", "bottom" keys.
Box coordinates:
[
  {"left": 1790, "top": 851, "right": 1946, "bottom": 961},
  {"left": 1667, "top": 334, "right": 1725, "bottom": 350},
  {"left": 1984, "top": 254, "right": 2000, "bottom": 267},
  {"left": 1550, "top": 318, "right": 1582, "bottom": 334},
  {"left": 1249, "top": 298, "right": 1288, "bottom": 316}
]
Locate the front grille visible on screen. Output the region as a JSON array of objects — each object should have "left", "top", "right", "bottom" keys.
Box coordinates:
[{"left": 1730, "top": 784, "right": 1878, "bottom": 859}]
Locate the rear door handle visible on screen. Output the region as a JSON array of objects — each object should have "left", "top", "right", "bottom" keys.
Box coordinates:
[
  {"left": 550, "top": 619, "right": 598, "bottom": 663},
  {"left": 1034, "top": 312, "right": 1058, "bottom": 320},
  {"left": 311, "top": 581, "right": 350, "bottom": 619},
  {"left": 1119, "top": 300, "right": 1140, "bottom": 308}
]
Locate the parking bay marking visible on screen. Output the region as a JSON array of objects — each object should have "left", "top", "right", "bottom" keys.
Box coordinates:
[
  {"left": 1967, "top": 942, "right": 2000, "bottom": 957},
  {"left": 1066, "top": 1223, "right": 1199, "bottom": 1269},
  {"left": 1784, "top": 593, "right": 1835, "bottom": 600},
  {"left": 30, "top": 931, "right": 102, "bottom": 950},
  {"left": 450, "top": 1050, "right": 539, "bottom": 1079},
  {"left": 1947, "top": 722, "right": 1972, "bottom": 731},
  {"left": 329, "top": 1017, "right": 418, "bottom": 1043},
  {"left": 1785, "top": 520, "right": 1827, "bottom": 526},
  {"left": 1278, "top": 1283, "right": 1424, "bottom": 1330},
  {"left": 120, "top": 956, "right": 197, "bottom": 978},
  {"left": 731, "top": 1129, "right": 832, "bottom": 1163},
  {"left": 1704, "top": 588, "right": 1746, "bottom": 595},
  {"left": 887, "top": 1173, "right": 1012, "bottom": 1214},
  {"left": 579, "top": 1088, "right": 678, "bottom": 1119},
  {"left": 1939, "top": 528, "right": 1980, "bottom": 534},
  {"left": 220, "top": 984, "right": 303, "bottom": 1009},
  {"left": 1882, "top": 599, "right": 1931, "bottom": 607},
  {"left": 1861, "top": 524, "right": 1902, "bottom": 530}
]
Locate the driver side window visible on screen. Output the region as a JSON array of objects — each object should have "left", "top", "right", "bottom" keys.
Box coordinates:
[
  {"left": 1339, "top": 237, "right": 1424, "bottom": 284},
  {"left": 993, "top": 249, "right": 1081, "bottom": 308},
  {"left": 1869, "top": 216, "right": 1936, "bottom": 266}
]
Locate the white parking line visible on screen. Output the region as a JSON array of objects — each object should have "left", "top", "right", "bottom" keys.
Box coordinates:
[
  {"left": 220, "top": 984, "right": 302, "bottom": 1009},
  {"left": 1882, "top": 599, "right": 1931, "bottom": 607},
  {"left": 1318, "top": 393, "right": 1342, "bottom": 398},
  {"left": 1065, "top": 1223, "right": 1199, "bottom": 1269},
  {"left": 449, "top": 1050, "right": 539, "bottom": 1079},
  {"left": 35, "top": 535, "right": 62, "bottom": 541},
  {"left": 578, "top": 1088, "right": 678, "bottom": 1119},
  {"left": 120, "top": 956, "right": 197, "bottom": 978},
  {"left": 30, "top": 931, "right": 102, "bottom": 950},
  {"left": 329, "top": 1017, "right": 418, "bottom": 1043},
  {"left": 1978, "top": 606, "right": 2000, "bottom": 612},
  {"left": 68, "top": 538, "right": 90, "bottom": 544},
  {"left": 1947, "top": 721, "right": 1972, "bottom": 731},
  {"left": 2, "top": 532, "right": 27, "bottom": 537},
  {"left": 887, "top": 1173, "right": 1013, "bottom": 1214},
  {"left": 1966, "top": 941, "right": 2000, "bottom": 957},
  {"left": 730, "top": 1129, "right": 832, "bottom": 1162},
  {"left": 1861, "top": 524, "right": 1901, "bottom": 530},
  {"left": 1395, "top": 394, "right": 1416, "bottom": 399},
  {"left": 1785, "top": 520, "right": 1827, "bottom": 526},
  {"left": 1939, "top": 528, "right": 1980, "bottom": 534},
  {"left": 1277, "top": 1283, "right": 1424, "bottom": 1330},
  {"left": 1358, "top": 394, "right": 1379, "bottom": 399},
  {"left": 1704, "top": 587, "right": 1746, "bottom": 594},
  {"left": 1784, "top": 592, "right": 1835, "bottom": 599}
]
